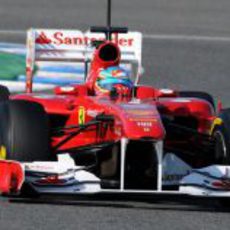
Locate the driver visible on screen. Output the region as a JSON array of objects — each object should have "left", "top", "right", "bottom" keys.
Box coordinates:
[{"left": 94, "top": 66, "right": 134, "bottom": 97}]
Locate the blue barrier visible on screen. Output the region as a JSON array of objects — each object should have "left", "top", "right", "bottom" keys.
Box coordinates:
[
  {"left": 40, "top": 66, "right": 85, "bottom": 74},
  {"left": 18, "top": 75, "right": 83, "bottom": 85}
]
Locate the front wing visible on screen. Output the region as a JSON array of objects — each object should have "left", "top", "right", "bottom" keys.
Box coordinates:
[{"left": 1, "top": 143, "right": 230, "bottom": 197}]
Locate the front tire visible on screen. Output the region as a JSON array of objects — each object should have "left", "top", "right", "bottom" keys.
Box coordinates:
[
  {"left": 0, "top": 85, "right": 10, "bottom": 102},
  {"left": 0, "top": 100, "right": 51, "bottom": 161}
]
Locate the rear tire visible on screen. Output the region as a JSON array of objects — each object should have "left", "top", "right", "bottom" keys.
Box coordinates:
[
  {"left": 0, "top": 100, "right": 50, "bottom": 161},
  {"left": 212, "top": 108, "right": 230, "bottom": 164}
]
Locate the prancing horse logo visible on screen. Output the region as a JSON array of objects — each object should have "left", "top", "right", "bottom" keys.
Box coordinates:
[{"left": 78, "top": 106, "right": 86, "bottom": 125}]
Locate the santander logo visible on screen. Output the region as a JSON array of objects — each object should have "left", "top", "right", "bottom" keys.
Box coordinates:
[
  {"left": 35, "top": 31, "right": 134, "bottom": 47},
  {"left": 35, "top": 32, "right": 52, "bottom": 44}
]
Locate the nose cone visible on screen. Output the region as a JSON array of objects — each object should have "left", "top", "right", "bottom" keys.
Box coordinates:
[{"left": 112, "top": 102, "right": 166, "bottom": 140}]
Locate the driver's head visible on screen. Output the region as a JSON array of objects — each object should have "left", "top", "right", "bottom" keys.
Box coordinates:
[{"left": 94, "top": 66, "right": 133, "bottom": 97}]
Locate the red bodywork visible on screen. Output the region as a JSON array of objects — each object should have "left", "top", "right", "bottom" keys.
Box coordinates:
[
  {"left": 0, "top": 161, "right": 24, "bottom": 194},
  {"left": 12, "top": 41, "right": 216, "bottom": 153}
]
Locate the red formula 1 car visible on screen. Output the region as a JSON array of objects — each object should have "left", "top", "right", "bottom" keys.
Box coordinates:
[{"left": 1, "top": 1, "right": 230, "bottom": 198}]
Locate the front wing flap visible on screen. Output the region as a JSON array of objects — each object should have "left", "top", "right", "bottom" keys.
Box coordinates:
[
  {"left": 0, "top": 154, "right": 101, "bottom": 195},
  {"left": 179, "top": 165, "right": 230, "bottom": 197}
]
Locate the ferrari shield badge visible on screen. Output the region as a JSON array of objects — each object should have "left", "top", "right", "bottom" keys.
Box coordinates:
[{"left": 78, "top": 106, "right": 86, "bottom": 125}]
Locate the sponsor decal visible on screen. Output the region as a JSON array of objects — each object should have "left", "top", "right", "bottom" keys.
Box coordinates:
[
  {"left": 87, "top": 109, "right": 99, "bottom": 118},
  {"left": 172, "top": 99, "right": 191, "bottom": 103},
  {"left": 25, "top": 165, "right": 55, "bottom": 171},
  {"left": 137, "top": 122, "right": 152, "bottom": 132},
  {"left": 78, "top": 106, "right": 86, "bottom": 125},
  {"left": 35, "top": 175, "right": 68, "bottom": 185},
  {"left": 129, "top": 118, "right": 157, "bottom": 122},
  {"left": 129, "top": 99, "right": 141, "bottom": 104},
  {"left": 126, "top": 109, "right": 154, "bottom": 116},
  {"left": 121, "top": 103, "right": 153, "bottom": 109},
  {"left": 137, "top": 121, "right": 152, "bottom": 127},
  {"left": 212, "top": 179, "right": 230, "bottom": 190},
  {"left": 120, "top": 104, "right": 157, "bottom": 116},
  {"left": 35, "top": 32, "right": 52, "bottom": 44},
  {"left": 143, "top": 128, "right": 151, "bottom": 132},
  {"left": 35, "top": 31, "right": 134, "bottom": 47}
]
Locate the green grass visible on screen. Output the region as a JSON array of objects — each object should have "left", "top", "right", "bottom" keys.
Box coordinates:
[{"left": 0, "top": 52, "right": 25, "bottom": 80}]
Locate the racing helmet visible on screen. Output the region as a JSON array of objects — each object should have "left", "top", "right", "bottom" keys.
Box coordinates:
[{"left": 94, "top": 66, "right": 133, "bottom": 96}]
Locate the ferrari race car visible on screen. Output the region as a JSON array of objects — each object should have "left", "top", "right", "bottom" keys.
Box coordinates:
[{"left": 1, "top": 1, "right": 230, "bottom": 199}]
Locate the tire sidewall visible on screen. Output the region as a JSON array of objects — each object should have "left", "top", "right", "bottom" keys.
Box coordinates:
[{"left": 212, "top": 109, "right": 230, "bottom": 164}]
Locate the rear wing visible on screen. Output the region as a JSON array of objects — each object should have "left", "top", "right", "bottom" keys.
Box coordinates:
[{"left": 26, "top": 29, "right": 143, "bottom": 93}]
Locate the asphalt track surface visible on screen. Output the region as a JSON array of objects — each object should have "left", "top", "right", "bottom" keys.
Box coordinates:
[{"left": 1, "top": 0, "right": 230, "bottom": 229}]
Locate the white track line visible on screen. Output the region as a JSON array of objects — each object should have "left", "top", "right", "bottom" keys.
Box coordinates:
[
  {"left": 143, "top": 34, "right": 230, "bottom": 42},
  {"left": 0, "top": 29, "right": 230, "bottom": 42},
  {"left": 0, "top": 30, "right": 25, "bottom": 35}
]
